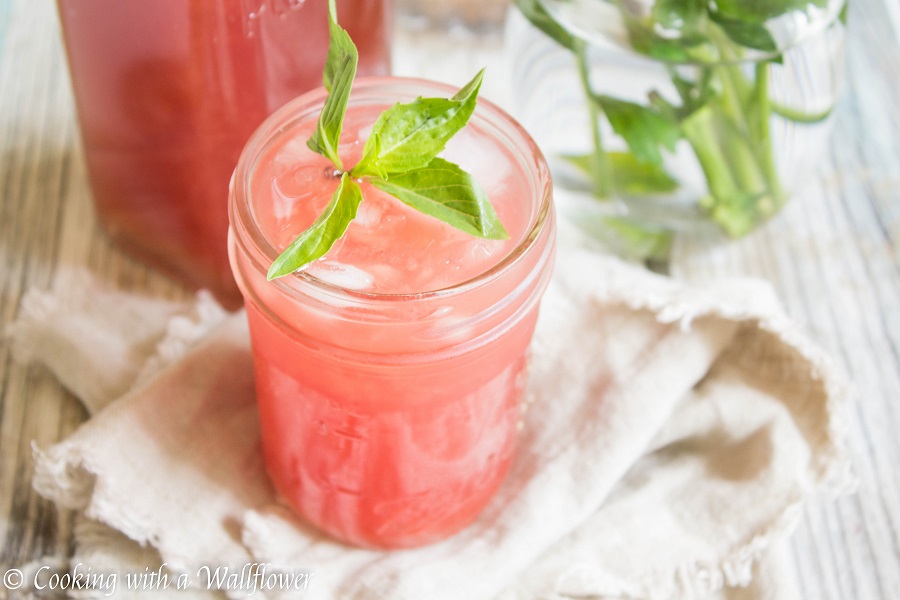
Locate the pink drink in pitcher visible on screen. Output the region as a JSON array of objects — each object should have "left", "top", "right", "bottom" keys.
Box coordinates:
[
  {"left": 229, "top": 78, "right": 556, "bottom": 548},
  {"left": 57, "top": 0, "right": 392, "bottom": 305}
]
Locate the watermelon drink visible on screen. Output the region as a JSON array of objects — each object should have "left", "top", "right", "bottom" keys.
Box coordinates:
[
  {"left": 56, "top": 0, "right": 392, "bottom": 305},
  {"left": 228, "top": 78, "right": 556, "bottom": 548}
]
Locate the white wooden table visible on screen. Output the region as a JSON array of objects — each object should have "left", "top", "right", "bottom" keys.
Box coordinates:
[{"left": 1, "top": 1, "right": 898, "bottom": 598}]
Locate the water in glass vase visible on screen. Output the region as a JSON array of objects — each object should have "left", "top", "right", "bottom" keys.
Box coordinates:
[{"left": 511, "top": 0, "right": 846, "bottom": 257}]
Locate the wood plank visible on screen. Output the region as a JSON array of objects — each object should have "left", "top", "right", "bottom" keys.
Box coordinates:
[
  {"left": 0, "top": 0, "right": 74, "bottom": 568},
  {"left": 0, "top": 0, "right": 190, "bottom": 570},
  {"left": 671, "top": 0, "right": 900, "bottom": 597}
]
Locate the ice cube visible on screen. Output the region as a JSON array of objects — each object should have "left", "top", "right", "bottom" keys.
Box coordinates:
[
  {"left": 441, "top": 127, "right": 512, "bottom": 189},
  {"left": 274, "top": 164, "right": 328, "bottom": 199},
  {"left": 366, "top": 262, "right": 430, "bottom": 293},
  {"left": 274, "top": 136, "right": 312, "bottom": 169},
  {"left": 354, "top": 200, "right": 383, "bottom": 228},
  {"left": 270, "top": 165, "right": 321, "bottom": 221},
  {"left": 271, "top": 191, "right": 294, "bottom": 221},
  {"left": 307, "top": 261, "right": 375, "bottom": 291},
  {"left": 469, "top": 239, "right": 497, "bottom": 261}
]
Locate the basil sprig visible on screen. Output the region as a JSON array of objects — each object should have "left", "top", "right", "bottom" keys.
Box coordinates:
[
  {"left": 267, "top": 0, "right": 507, "bottom": 281},
  {"left": 517, "top": 0, "right": 840, "bottom": 246}
]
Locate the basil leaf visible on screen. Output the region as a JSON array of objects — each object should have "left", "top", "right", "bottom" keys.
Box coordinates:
[
  {"left": 599, "top": 216, "right": 673, "bottom": 262},
  {"left": 711, "top": 0, "right": 829, "bottom": 24},
  {"left": 352, "top": 131, "right": 388, "bottom": 179},
  {"left": 565, "top": 151, "right": 679, "bottom": 196},
  {"left": 322, "top": 0, "right": 354, "bottom": 92},
  {"left": 596, "top": 95, "right": 681, "bottom": 166},
  {"left": 355, "top": 70, "right": 484, "bottom": 175},
  {"left": 370, "top": 158, "right": 508, "bottom": 240},
  {"left": 307, "top": 0, "right": 357, "bottom": 169},
  {"left": 709, "top": 14, "right": 778, "bottom": 52},
  {"left": 266, "top": 173, "right": 363, "bottom": 280},
  {"left": 652, "top": 0, "right": 706, "bottom": 33},
  {"left": 623, "top": 18, "right": 712, "bottom": 63}
]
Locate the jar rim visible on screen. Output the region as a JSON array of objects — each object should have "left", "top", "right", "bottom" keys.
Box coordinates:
[{"left": 229, "top": 76, "right": 554, "bottom": 305}]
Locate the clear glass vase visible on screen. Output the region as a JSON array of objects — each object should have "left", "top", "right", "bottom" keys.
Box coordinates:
[{"left": 508, "top": 0, "right": 846, "bottom": 258}]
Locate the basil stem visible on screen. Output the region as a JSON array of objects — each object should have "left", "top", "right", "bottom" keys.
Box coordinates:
[
  {"left": 525, "top": 0, "right": 838, "bottom": 239},
  {"left": 575, "top": 39, "right": 614, "bottom": 199}
]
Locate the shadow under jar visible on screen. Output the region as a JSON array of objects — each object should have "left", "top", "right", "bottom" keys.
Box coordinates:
[
  {"left": 228, "top": 77, "right": 556, "bottom": 548},
  {"left": 56, "top": 0, "right": 392, "bottom": 306}
]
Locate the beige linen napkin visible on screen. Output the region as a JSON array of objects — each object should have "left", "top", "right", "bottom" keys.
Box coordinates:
[{"left": 8, "top": 246, "right": 851, "bottom": 599}]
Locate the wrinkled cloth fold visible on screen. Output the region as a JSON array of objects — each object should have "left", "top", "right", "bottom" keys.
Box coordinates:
[{"left": 8, "top": 247, "right": 851, "bottom": 599}]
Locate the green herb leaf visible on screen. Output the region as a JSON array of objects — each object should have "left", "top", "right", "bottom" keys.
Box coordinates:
[
  {"left": 351, "top": 131, "right": 387, "bottom": 179},
  {"left": 652, "top": 0, "right": 706, "bottom": 33},
  {"left": 623, "top": 17, "right": 713, "bottom": 63},
  {"left": 711, "top": 0, "right": 829, "bottom": 25},
  {"left": 709, "top": 14, "right": 778, "bottom": 52},
  {"left": 596, "top": 95, "right": 681, "bottom": 166},
  {"left": 599, "top": 216, "right": 673, "bottom": 262},
  {"left": 370, "top": 158, "right": 508, "bottom": 240},
  {"left": 266, "top": 173, "right": 363, "bottom": 280},
  {"left": 770, "top": 101, "right": 832, "bottom": 123},
  {"left": 514, "top": 0, "right": 577, "bottom": 51},
  {"left": 354, "top": 70, "right": 484, "bottom": 176},
  {"left": 564, "top": 151, "right": 679, "bottom": 196},
  {"left": 322, "top": 0, "right": 354, "bottom": 92},
  {"left": 307, "top": 0, "right": 357, "bottom": 169}
]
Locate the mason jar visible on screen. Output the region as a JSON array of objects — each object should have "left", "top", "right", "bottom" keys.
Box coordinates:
[
  {"left": 57, "top": 0, "right": 393, "bottom": 306},
  {"left": 228, "top": 77, "right": 556, "bottom": 548}
]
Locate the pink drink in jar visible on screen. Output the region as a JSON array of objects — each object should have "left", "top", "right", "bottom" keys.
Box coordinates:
[
  {"left": 229, "top": 78, "right": 556, "bottom": 548},
  {"left": 56, "top": 0, "right": 392, "bottom": 306}
]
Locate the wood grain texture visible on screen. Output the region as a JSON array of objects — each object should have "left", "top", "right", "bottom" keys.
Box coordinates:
[
  {"left": 0, "top": 1, "right": 898, "bottom": 599},
  {"left": 670, "top": 1, "right": 900, "bottom": 598},
  {"left": 0, "top": 0, "right": 190, "bottom": 572}
]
